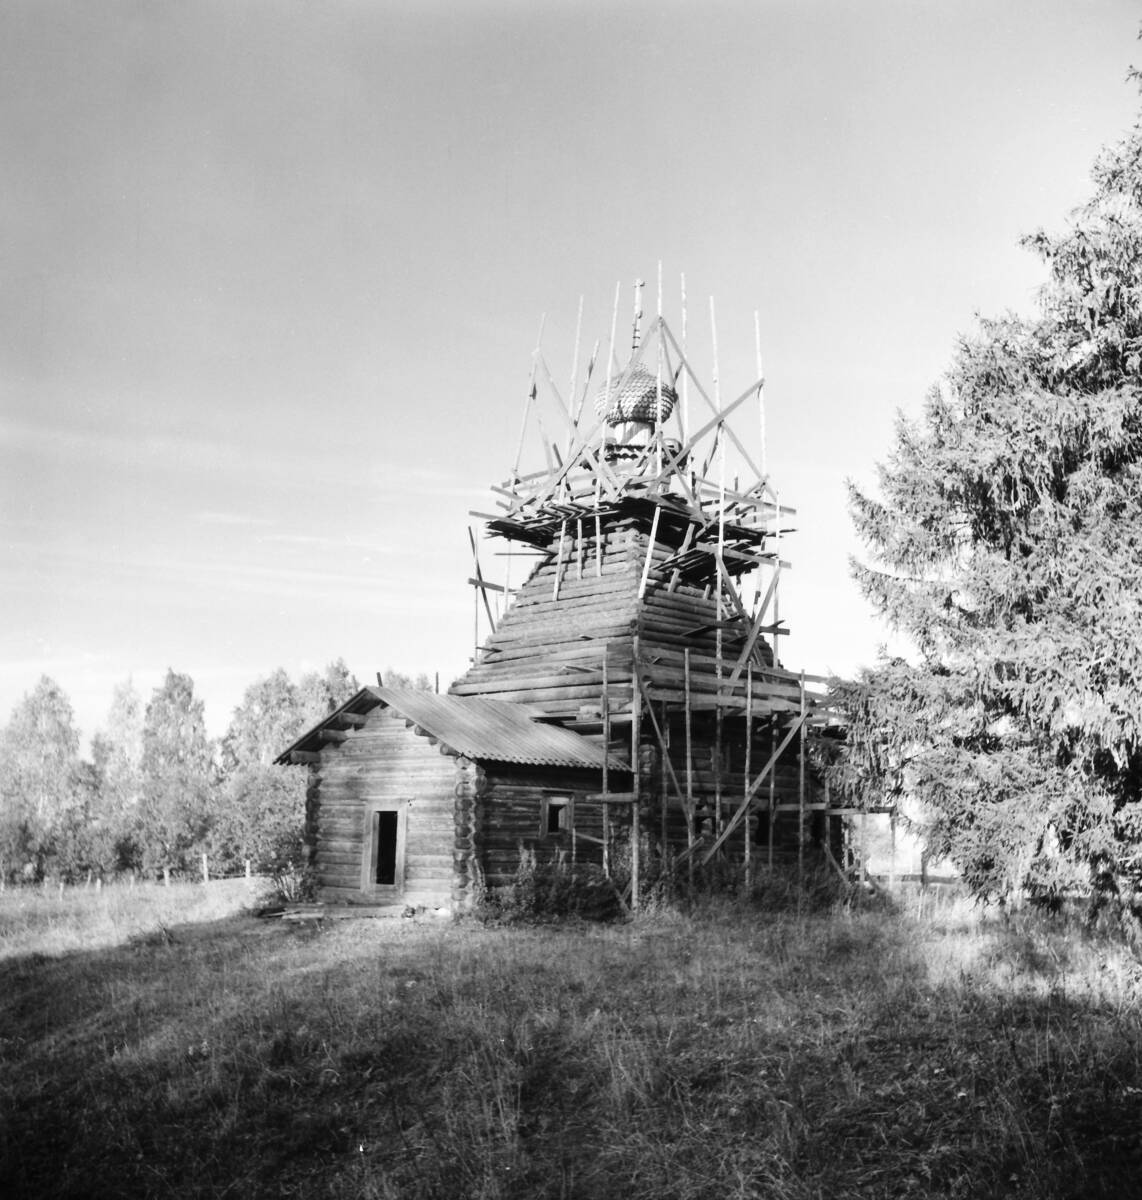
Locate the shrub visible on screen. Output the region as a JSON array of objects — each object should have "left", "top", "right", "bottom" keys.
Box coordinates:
[
  {"left": 266, "top": 860, "right": 316, "bottom": 906},
  {"left": 475, "top": 847, "right": 625, "bottom": 924}
]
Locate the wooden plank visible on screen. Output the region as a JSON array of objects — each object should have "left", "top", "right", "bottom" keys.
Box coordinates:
[
  {"left": 462, "top": 635, "right": 631, "bottom": 669},
  {"left": 727, "top": 564, "right": 782, "bottom": 687},
  {"left": 450, "top": 668, "right": 613, "bottom": 692},
  {"left": 714, "top": 549, "right": 751, "bottom": 624},
  {"left": 480, "top": 608, "right": 637, "bottom": 642},
  {"left": 552, "top": 519, "right": 567, "bottom": 600},
  {"left": 637, "top": 505, "right": 662, "bottom": 599}
]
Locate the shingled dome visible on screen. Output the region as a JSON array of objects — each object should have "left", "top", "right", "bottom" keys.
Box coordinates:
[{"left": 594, "top": 362, "right": 677, "bottom": 426}]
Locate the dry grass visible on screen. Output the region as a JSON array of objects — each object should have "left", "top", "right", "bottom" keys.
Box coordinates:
[
  {"left": 0, "top": 878, "right": 266, "bottom": 959},
  {"left": 1, "top": 885, "right": 1141, "bottom": 1198}
]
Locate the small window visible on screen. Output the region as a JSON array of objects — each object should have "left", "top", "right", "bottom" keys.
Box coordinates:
[{"left": 542, "top": 797, "right": 571, "bottom": 838}]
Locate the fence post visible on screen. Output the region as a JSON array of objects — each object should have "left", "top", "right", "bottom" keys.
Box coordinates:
[
  {"left": 245, "top": 859, "right": 252, "bottom": 880},
  {"left": 201, "top": 852, "right": 209, "bottom": 884},
  {"left": 889, "top": 811, "right": 898, "bottom": 889}
]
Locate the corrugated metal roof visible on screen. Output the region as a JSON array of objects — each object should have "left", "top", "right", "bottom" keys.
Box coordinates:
[
  {"left": 276, "top": 686, "right": 627, "bottom": 771},
  {"left": 370, "top": 687, "right": 625, "bottom": 769}
]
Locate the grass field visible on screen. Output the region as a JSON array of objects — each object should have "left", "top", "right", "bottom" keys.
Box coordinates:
[{"left": 2, "top": 881, "right": 1141, "bottom": 1199}]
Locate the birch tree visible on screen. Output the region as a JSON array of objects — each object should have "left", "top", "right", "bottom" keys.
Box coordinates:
[
  {"left": 138, "top": 670, "right": 214, "bottom": 878},
  {"left": 0, "top": 677, "right": 82, "bottom": 880}
]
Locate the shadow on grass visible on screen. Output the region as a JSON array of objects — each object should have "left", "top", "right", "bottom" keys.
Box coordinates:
[{"left": 1, "top": 900, "right": 1141, "bottom": 1199}]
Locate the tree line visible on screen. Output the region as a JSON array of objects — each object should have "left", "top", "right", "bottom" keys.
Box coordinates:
[
  {"left": 13, "top": 94, "right": 1142, "bottom": 911},
  {"left": 0, "top": 663, "right": 434, "bottom": 885}
]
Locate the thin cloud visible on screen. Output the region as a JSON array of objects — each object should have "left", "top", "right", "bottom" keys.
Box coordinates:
[
  {"left": 0, "top": 416, "right": 348, "bottom": 491},
  {"left": 260, "top": 532, "right": 396, "bottom": 554},
  {"left": 5, "top": 537, "right": 460, "bottom": 612},
  {"left": 196, "top": 511, "right": 275, "bottom": 527}
]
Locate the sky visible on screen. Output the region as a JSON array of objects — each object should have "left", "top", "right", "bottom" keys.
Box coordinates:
[{"left": 1, "top": 0, "right": 1138, "bottom": 746}]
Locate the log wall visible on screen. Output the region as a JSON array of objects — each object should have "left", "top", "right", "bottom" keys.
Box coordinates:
[
  {"left": 473, "top": 765, "right": 609, "bottom": 889},
  {"left": 306, "top": 707, "right": 457, "bottom": 908},
  {"left": 453, "top": 517, "right": 838, "bottom": 872},
  {"left": 452, "top": 527, "right": 642, "bottom": 719},
  {"left": 644, "top": 714, "right": 835, "bottom": 863},
  {"left": 454, "top": 521, "right": 785, "bottom": 723}
]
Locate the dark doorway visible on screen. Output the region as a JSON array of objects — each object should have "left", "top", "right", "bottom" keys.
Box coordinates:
[
  {"left": 375, "top": 810, "right": 399, "bottom": 885},
  {"left": 363, "top": 803, "right": 406, "bottom": 894}
]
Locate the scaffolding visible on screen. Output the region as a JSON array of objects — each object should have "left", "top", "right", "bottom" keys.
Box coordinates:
[{"left": 457, "top": 277, "right": 848, "bottom": 903}]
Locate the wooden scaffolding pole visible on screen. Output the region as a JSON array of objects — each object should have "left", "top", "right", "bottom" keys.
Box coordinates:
[
  {"left": 699, "top": 715, "right": 806, "bottom": 866},
  {"left": 638, "top": 505, "right": 661, "bottom": 599},
  {"left": 467, "top": 528, "right": 498, "bottom": 635},
  {"left": 711, "top": 295, "right": 724, "bottom": 842},
  {"left": 728, "top": 563, "right": 782, "bottom": 687},
  {"left": 798, "top": 669, "right": 806, "bottom": 885},
  {"left": 755, "top": 310, "right": 766, "bottom": 483},
  {"left": 566, "top": 295, "right": 584, "bottom": 455},
  {"left": 602, "top": 650, "right": 611, "bottom": 879},
  {"left": 632, "top": 667, "right": 689, "bottom": 817},
  {"left": 684, "top": 646, "right": 694, "bottom": 887},
  {"left": 768, "top": 717, "right": 776, "bottom": 870},
  {"left": 744, "top": 663, "right": 753, "bottom": 887},
  {"left": 773, "top": 487, "right": 782, "bottom": 663},
  {"left": 603, "top": 281, "right": 620, "bottom": 463},
  {"left": 512, "top": 313, "right": 546, "bottom": 481},
  {"left": 631, "top": 634, "right": 642, "bottom": 912},
  {"left": 660, "top": 700, "right": 668, "bottom": 854},
  {"left": 552, "top": 519, "right": 567, "bottom": 601},
  {"left": 680, "top": 272, "right": 688, "bottom": 444}
]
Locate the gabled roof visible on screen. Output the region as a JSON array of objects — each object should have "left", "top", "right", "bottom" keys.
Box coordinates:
[{"left": 276, "top": 686, "right": 629, "bottom": 771}]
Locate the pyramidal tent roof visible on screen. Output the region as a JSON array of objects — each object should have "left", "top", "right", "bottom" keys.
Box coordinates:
[{"left": 276, "top": 686, "right": 628, "bottom": 771}]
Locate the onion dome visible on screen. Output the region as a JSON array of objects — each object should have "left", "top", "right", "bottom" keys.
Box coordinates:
[{"left": 594, "top": 363, "right": 677, "bottom": 427}]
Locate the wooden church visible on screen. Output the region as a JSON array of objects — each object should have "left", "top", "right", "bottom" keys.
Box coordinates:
[{"left": 278, "top": 283, "right": 841, "bottom": 911}]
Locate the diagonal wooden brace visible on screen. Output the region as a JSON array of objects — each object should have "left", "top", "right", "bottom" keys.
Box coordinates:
[
  {"left": 632, "top": 665, "right": 694, "bottom": 821},
  {"left": 699, "top": 713, "right": 806, "bottom": 866},
  {"left": 727, "top": 563, "right": 782, "bottom": 687}
]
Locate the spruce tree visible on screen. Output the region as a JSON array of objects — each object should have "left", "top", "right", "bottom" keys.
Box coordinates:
[{"left": 840, "top": 91, "right": 1142, "bottom": 907}]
